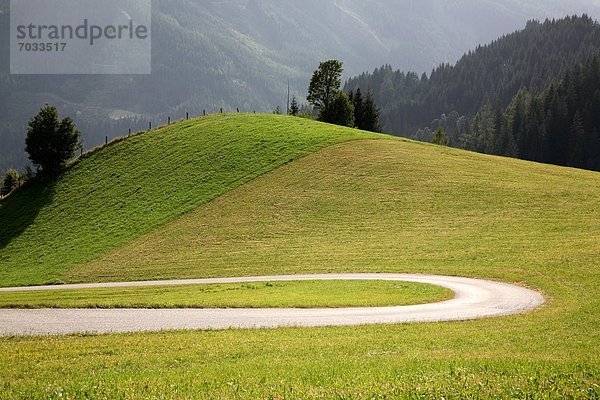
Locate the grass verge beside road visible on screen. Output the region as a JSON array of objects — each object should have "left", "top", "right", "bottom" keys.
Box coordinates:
[{"left": 0, "top": 280, "right": 452, "bottom": 309}]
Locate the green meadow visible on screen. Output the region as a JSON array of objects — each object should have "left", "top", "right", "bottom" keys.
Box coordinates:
[
  {"left": 0, "top": 114, "right": 372, "bottom": 287},
  {"left": 0, "top": 114, "right": 598, "bottom": 398},
  {"left": 0, "top": 280, "right": 451, "bottom": 309}
]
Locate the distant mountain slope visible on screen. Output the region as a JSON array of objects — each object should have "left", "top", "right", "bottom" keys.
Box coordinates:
[
  {"left": 2, "top": 1, "right": 600, "bottom": 171},
  {"left": 345, "top": 16, "right": 600, "bottom": 170},
  {"left": 346, "top": 16, "right": 600, "bottom": 133}
]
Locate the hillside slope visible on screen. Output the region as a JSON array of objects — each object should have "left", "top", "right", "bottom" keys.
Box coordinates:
[
  {"left": 70, "top": 137, "right": 600, "bottom": 286},
  {"left": 0, "top": 115, "right": 373, "bottom": 287}
]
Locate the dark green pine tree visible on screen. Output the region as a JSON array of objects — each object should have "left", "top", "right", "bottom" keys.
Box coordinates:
[
  {"left": 589, "top": 128, "right": 600, "bottom": 170},
  {"left": 351, "top": 88, "right": 364, "bottom": 129},
  {"left": 473, "top": 101, "right": 496, "bottom": 154},
  {"left": 492, "top": 109, "right": 514, "bottom": 156},
  {"left": 510, "top": 90, "right": 531, "bottom": 159},
  {"left": 544, "top": 85, "right": 569, "bottom": 165},
  {"left": 25, "top": 105, "right": 81, "bottom": 176},
  {"left": 432, "top": 127, "right": 449, "bottom": 146},
  {"left": 289, "top": 96, "right": 300, "bottom": 116},
  {"left": 361, "top": 91, "right": 383, "bottom": 133},
  {"left": 321, "top": 92, "right": 354, "bottom": 127},
  {"left": 524, "top": 97, "right": 548, "bottom": 162},
  {"left": 567, "top": 111, "right": 587, "bottom": 168}
]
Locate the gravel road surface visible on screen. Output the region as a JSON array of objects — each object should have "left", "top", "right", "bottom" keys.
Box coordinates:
[{"left": 0, "top": 274, "right": 544, "bottom": 336}]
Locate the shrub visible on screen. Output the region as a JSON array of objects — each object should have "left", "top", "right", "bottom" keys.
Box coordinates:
[{"left": 1, "top": 169, "right": 20, "bottom": 197}]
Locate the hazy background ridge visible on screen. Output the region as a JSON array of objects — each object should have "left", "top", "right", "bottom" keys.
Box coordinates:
[{"left": 1, "top": 0, "right": 599, "bottom": 171}]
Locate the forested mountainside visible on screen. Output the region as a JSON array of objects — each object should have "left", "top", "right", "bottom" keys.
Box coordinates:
[
  {"left": 462, "top": 57, "right": 600, "bottom": 171},
  {"left": 2, "top": 2, "right": 600, "bottom": 172},
  {"left": 346, "top": 16, "right": 600, "bottom": 171}
]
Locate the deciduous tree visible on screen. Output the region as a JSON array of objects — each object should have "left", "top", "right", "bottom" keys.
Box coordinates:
[{"left": 308, "top": 60, "right": 344, "bottom": 123}]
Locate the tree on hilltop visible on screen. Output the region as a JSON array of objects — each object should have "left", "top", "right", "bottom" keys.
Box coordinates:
[
  {"left": 308, "top": 60, "right": 343, "bottom": 111},
  {"left": 361, "top": 91, "right": 383, "bottom": 133},
  {"left": 308, "top": 60, "right": 346, "bottom": 124},
  {"left": 289, "top": 96, "right": 300, "bottom": 116},
  {"left": 350, "top": 88, "right": 382, "bottom": 132},
  {"left": 432, "top": 127, "right": 449, "bottom": 146},
  {"left": 350, "top": 89, "right": 364, "bottom": 128},
  {"left": 25, "top": 105, "right": 81, "bottom": 176},
  {"left": 322, "top": 92, "right": 354, "bottom": 127}
]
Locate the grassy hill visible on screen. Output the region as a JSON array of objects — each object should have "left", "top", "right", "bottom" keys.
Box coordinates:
[
  {"left": 0, "top": 114, "right": 598, "bottom": 397},
  {"left": 69, "top": 137, "right": 600, "bottom": 287},
  {"left": 0, "top": 114, "right": 373, "bottom": 287}
]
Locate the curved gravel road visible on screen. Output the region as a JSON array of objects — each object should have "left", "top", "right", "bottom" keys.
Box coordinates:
[{"left": 0, "top": 274, "right": 544, "bottom": 336}]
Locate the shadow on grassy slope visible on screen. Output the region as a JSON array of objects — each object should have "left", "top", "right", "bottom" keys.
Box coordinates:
[{"left": 0, "top": 179, "right": 55, "bottom": 251}]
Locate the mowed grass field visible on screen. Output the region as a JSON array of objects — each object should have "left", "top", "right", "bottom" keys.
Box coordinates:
[
  {"left": 0, "top": 115, "right": 599, "bottom": 398},
  {"left": 0, "top": 280, "right": 451, "bottom": 309},
  {"left": 0, "top": 114, "right": 372, "bottom": 287}
]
